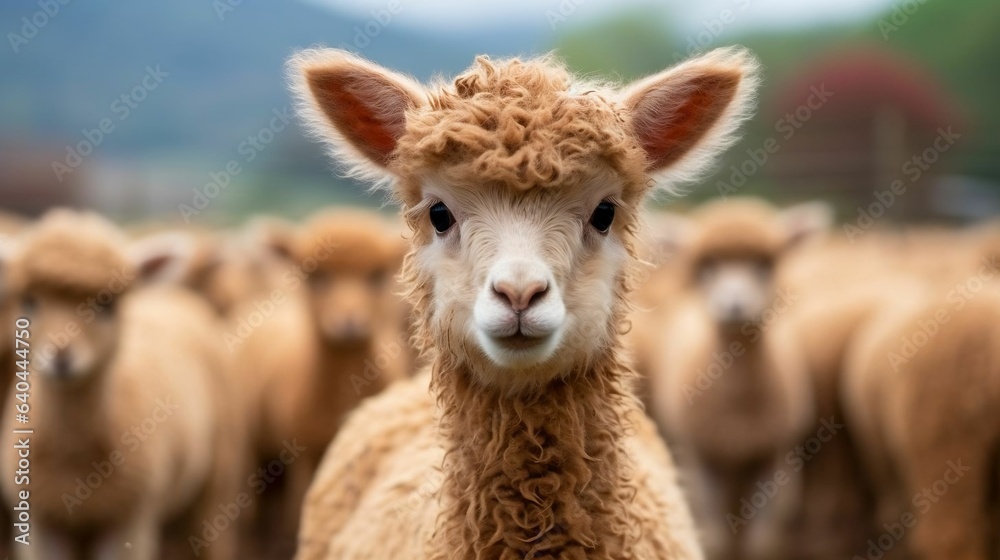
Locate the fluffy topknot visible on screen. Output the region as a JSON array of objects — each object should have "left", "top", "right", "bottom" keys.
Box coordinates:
[
  {"left": 395, "top": 56, "right": 649, "bottom": 198},
  {"left": 294, "top": 210, "right": 402, "bottom": 271},
  {"left": 688, "top": 198, "right": 787, "bottom": 259},
  {"left": 9, "top": 210, "right": 134, "bottom": 297}
]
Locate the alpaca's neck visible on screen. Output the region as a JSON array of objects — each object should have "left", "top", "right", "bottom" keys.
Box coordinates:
[
  {"left": 313, "top": 332, "right": 400, "bottom": 398},
  {"left": 33, "top": 374, "right": 113, "bottom": 454},
  {"left": 433, "top": 350, "right": 638, "bottom": 559},
  {"left": 716, "top": 322, "right": 767, "bottom": 373}
]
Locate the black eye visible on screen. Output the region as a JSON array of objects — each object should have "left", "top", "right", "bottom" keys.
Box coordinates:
[
  {"left": 429, "top": 202, "right": 455, "bottom": 234},
  {"left": 589, "top": 201, "right": 615, "bottom": 233}
]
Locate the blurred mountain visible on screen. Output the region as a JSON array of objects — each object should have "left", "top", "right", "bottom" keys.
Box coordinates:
[{"left": 0, "top": 0, "right": 548, "bottom": 169}]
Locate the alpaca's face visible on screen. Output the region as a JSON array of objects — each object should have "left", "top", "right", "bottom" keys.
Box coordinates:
[
  {"left": 293, "top": 47, "right": 762, "bottom": 387},
  {"left": 414, "top": 167, "right": 632, "bottom": 385},
  {"left": 695, "top": 255, "right": 775, "bottom": 324},
  {"left": 308, "top": 261, "right": 395, "bottom": 346},
  {"left": 14, "top": 290, "right": 122, "bottom": 384}
]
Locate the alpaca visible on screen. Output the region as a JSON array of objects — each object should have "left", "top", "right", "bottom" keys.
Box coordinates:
[
  {"left": 125, "top": 224, "right": 268, "bottom": 316},
  {"left": 841, "top": 248, "right": 1000, "bottom": 560},
  {"left": 639, "top": 197, "right": 829, "bottom": 560},
  {"left": 287, "top": 46, "right": 759, "bottom": 559},
  {"left": 0, "top": 210, "right": 27, "bottom": 560},
  {"left": 0, "top": 209, "right": 244, "bottom": 560},
  {"left": 779, "top": 237, "right": 905, "bottom": 560},
  {"left": 230, "top": 208, "right": 410, "bottom": 555},
  {"left": 842, "top": 286, "right": 1000, "bottom": 560}
]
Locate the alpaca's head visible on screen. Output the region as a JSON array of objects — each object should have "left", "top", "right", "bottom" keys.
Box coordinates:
[
  {"left": 659, "top": 198, "right": 831, "bottom": 325},
  {"left": 291, "top": 48, "right": 758, "bottom": 389},
  {"left": 0, "top": 209, "right": 196, "bottom": 386},
  {"left": 262, "top": 210, "right": 404, "bottom": 347}
]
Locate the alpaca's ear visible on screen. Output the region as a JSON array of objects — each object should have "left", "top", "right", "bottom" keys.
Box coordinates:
[
  {"left": 623, "top": 47, "right": 759, "bottom": 187},
  {"left": 645, "top": 211, "right": 694, "bottom": 263},
  {"left": 244, "top": 216, "right": 298, "bottom": 263},
  {"left": 289, "top": 49, "right": 425, "bottom": 184},
  {"left": 129, "top": 232, "right": 198, "bottom": 284},
  {"left": 780, "top": 201, "right": 834, "bottom": 248}
]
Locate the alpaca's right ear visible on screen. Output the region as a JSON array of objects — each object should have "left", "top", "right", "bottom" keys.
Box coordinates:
[
  {"left": 244, "top": 216, "right": 298, "bottom": 263},
  {"left": 289, "top": 49, "right": 425, "bottom": 185}
]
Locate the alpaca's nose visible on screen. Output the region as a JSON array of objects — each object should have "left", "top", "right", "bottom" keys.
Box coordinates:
[{"left": 493, "top": 279, "right": 549, "bottom": 312}]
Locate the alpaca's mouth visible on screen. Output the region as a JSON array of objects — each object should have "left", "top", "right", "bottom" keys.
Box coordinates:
[{"left": 491, "top": 332, "right": 551, "bottom": 351}]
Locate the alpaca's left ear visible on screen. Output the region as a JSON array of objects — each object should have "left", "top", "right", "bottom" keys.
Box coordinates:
[
  {"left": 780, "top": 201, "right": 834, "bottom": 248},
  {"left": 623, "top": 47, "right": 760, "bottom": 187},
  {"left": 289, "top": 49, "right": 426, "bottom": 186},
  {"left": 128, "top": 232, "right": 198, "bottom": 284}
]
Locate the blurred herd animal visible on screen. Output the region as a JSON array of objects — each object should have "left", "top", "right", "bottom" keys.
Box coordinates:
[
  {"left": 637, "top": 198, "right": 829, "bottom": 560},
  {"left": 0, "top": 210, "right": 243, "bottom": 560},
  {"left": 227, "top": 209, "right": 410, "bottom": 556}
]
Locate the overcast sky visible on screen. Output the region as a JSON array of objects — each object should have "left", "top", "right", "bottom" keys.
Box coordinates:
[{"left": 305, "top": 0, "right": 897, "bottom": 33}]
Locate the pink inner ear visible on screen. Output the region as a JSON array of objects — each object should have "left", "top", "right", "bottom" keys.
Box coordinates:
[
  {"left": 138, "top": 253, "right": 173, "bottom": 279},
  {"left": 634, "top": 72, "right": 741, "bottom": 171},
  {"left": 307, "top": 68, "right": 408, "bottom": 166}
]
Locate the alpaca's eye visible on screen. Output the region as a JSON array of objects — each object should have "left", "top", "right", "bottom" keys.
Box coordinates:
[
  {"left": 429, "top": 202, "right": 455, "bottom": 234},
  {"left": 589, "top": 201, "right": 615, "bottom": 233}
]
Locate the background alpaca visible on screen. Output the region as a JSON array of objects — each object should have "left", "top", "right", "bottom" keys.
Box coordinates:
[
  {"left": 229, "top": 208, "right": 410, "bottom": 556},
  {"left": 288, "top": 46, "right": 758, "bottom": 559},
  {"left": 778, "top": 234, "right": 906, "bottom": 560},
  {"left": 637, "top": 198, "right": 828, "bottom": 560},
  {"left": 0, "top": 209, "right": 244, "bottom": 560},
  {"left": 840, "top": 244, "right": 1000, "bottom": 560}
]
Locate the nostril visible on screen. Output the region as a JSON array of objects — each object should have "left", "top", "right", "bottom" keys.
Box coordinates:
[{"left": 527, "top": 283, "right": 548, "bottom": 307}]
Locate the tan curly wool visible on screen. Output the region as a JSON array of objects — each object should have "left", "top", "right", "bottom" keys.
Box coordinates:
[{"left": 393, "top": 55, "right": 649, "bottom": 202}]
